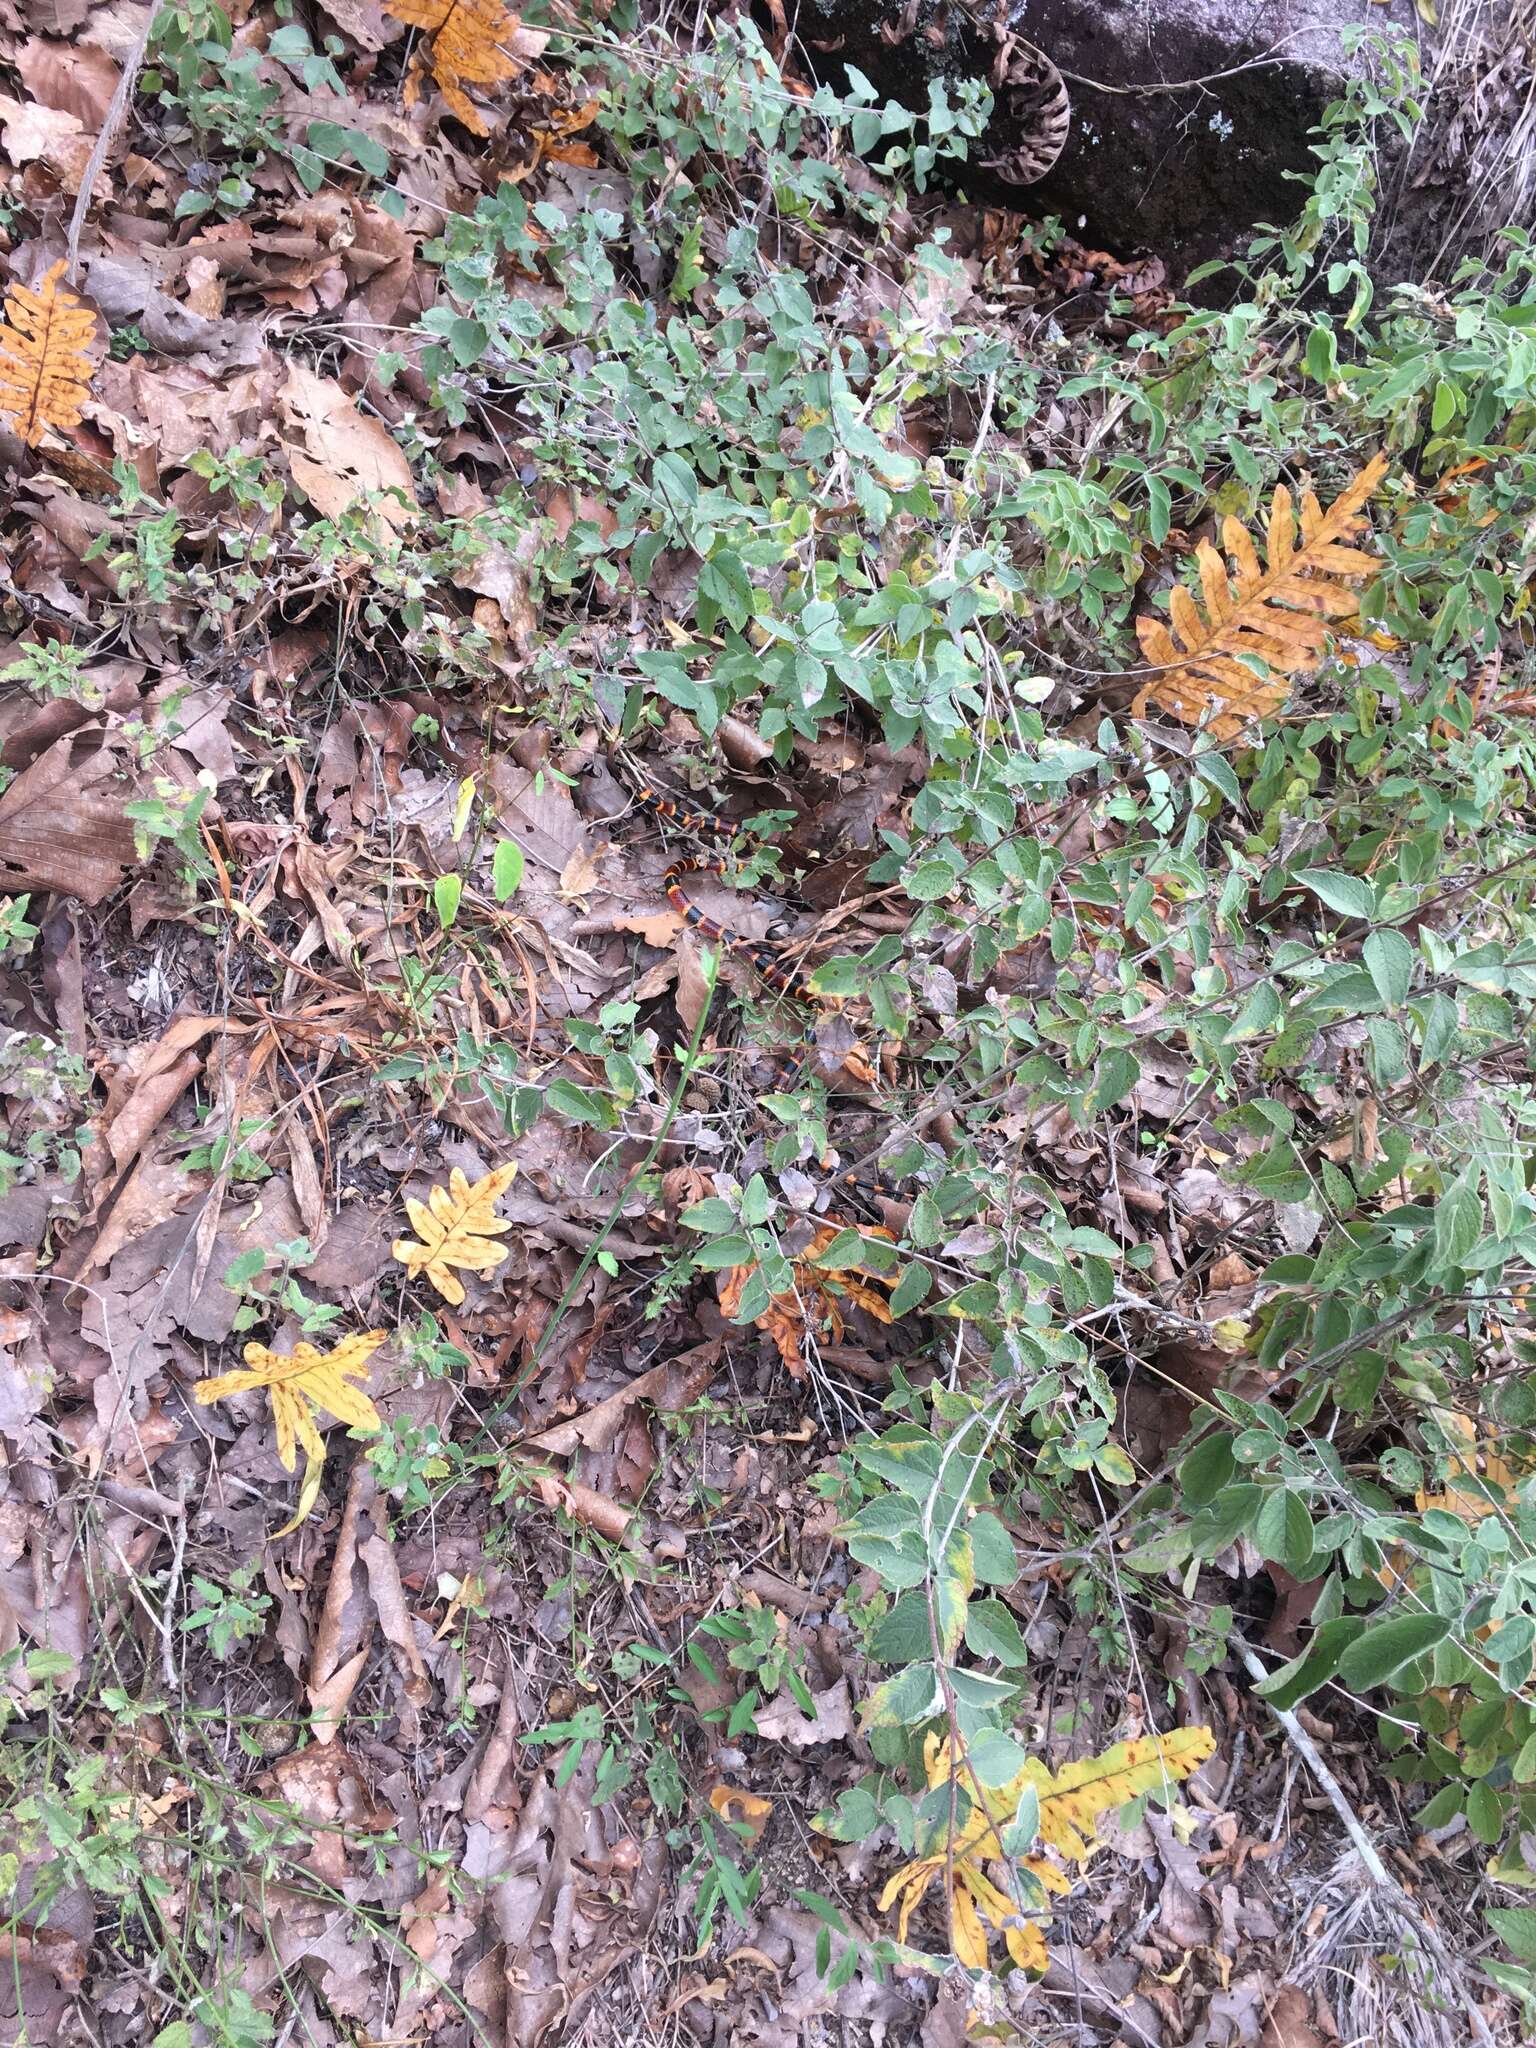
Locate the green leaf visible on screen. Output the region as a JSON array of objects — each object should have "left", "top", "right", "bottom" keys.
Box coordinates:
[
  {"left": 1295, "top": 868, "right": 1375, "bottom": 921},
  {"left": 1466, "top": 1779, "right": 1506, "bottom": 1846},
  {"left": 1432, "top": 1175, "right": 1483, "bottom": 1270},
  {"left": 223, "top": 1247, "right": 268, "bottom": 1290},
  {"left": 792, "top": 1886, "right": 851, "bottom": 1932},
  {"left": 652, "top": 451, "right": 698, "bottom": 512},
  {"left": 151, "top": 2028, "right": 195, "bottom": 2048},
  {"left": 870, "top": 1592, "right": 934, "bottom": 1663},
  {"left": 1413, "top": 1782, "right": 1463, "bottom": 1829},
  {"left": 905, "top": 859, "right": 958, "bottom": 904},
  {"left": 1337, "top": 1613, "right": 1451, "bottom": 1689},
  {"left": 681, "top": 1197, "right": 739, "bottom": 1233},
  {"left": 1305, "top": 323, "right": 1338, "bottom": 383},
  {"left": 965, "top": 1597, "right": 1030, "bottom": 1667},
  {"left": 1488, "top": 1906, "right": 1536, "bottom": 1964},
  {"left": 25, "top": 1648, "right": 76, "bottom": 1680},
  {"left": 1179, "top": 1433, "right": 1237, "bottom": 1506},
  {"left": 1253, "top": 1617, "right": 1363, "bottom": 1711},
  {"left": 433, "top": 873, "right": 462, "bottom": 928},
  {"left": 492, "top": 838, "right": 525, "bottom": 901},
  {"left": 966, "top": 1511, "right": 1017, "bottom": 1586},
  {"left": 1086, "top": 1046, "right": 1140, "bottom": 1112},
  {"left": 1253, "top": 1489, "right": 1315, "bottom": 1575},
  {"left": 693, "top": 1234, "right": 756, "bottom": 1271},
  {"left": 966, "top": 1727, "right": 1031, "bottom": 1787},
  {"left": 1191, "top": 1483, "right": 1264, "bottom": 1555},
  {"left": 889, "top": 1263, "right": 932, "bottom": 1316},
  {"left": 1362, "top": 928, "right": 1414, "bottom": 1010},
  {"left": 448, "top": 317, "right": 488, "bottom": 368}
]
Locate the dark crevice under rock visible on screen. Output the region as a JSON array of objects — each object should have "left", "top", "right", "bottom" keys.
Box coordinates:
[{"left": 791, "top": 0, "right": 1426, "bottom": 271}]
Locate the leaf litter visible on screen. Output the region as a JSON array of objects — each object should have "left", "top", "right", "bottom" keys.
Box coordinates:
[{"left": 0, "top": 2, "right": 1519, "bottom": 2045}]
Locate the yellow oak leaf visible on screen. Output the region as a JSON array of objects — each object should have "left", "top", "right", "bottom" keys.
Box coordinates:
[{"left": 392, "top": 1161, "right": 518, "bottom": 1304}]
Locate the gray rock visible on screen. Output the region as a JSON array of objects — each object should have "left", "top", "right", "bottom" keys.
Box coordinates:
[{"left": 801, "top": 0, "right": 1419, "bottom": 265}]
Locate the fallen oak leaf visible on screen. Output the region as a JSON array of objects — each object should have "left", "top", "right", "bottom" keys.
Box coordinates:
[
  {"left": 279, "top": 360, "right": 418, "bottom": 533},
  {"left": 194, "top": 1329, "right": 385, "bottom": 1537},
  {"left": 392, "top": 1161, "right": 518, "bottom": 1304}
]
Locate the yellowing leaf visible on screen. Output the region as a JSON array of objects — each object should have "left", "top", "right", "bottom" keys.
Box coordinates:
[
  {"left": 873, "top": 1723, "right": 1214, "bottom": 1975},
  {"left": 1030, "top": 1727, "right": 1217, "bottom": 1860},
  {"left": 1133, "top": 452, "right": 1389, "bottom": 740},
  {"left": 194, "top": 1331, "right": 386, "bottom": 1535},
  {"left": 392, "top": 1161, "right": 518, "bottom": 1304},
  {"left": 0, "top": 260, "right": 96, "bottom": 448}
]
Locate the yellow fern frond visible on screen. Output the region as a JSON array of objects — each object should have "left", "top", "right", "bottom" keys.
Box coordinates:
[
  {"left": 1133, "top": 452, "right": 1389, "bottom": 740},
  {"left": 875, "top": 1723, "right": 1214, "bottom": 1975},
  {"left": 385, "top": 0, "right": 522, "bottom": 134},
  {"left": 0, "top": 261, "right": 97, "bottom": 448}
]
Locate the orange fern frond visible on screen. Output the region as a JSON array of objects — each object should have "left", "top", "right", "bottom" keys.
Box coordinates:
[
  {"left": 0, "top": 261, "right": 96, "bottom": 449},
  {"left": 1133, "top": 452, "right": 1389, "bottom": 740},
  {"left": 386, "top": 0, "right": 523, "bottom": 135}
]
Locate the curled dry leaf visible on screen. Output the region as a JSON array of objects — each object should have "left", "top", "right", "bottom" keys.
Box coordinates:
[
  {"left": 721, "top": 1221, "right": 896, "bottom": 1379},
  {"left": 709, "top": 1783, "right": 773, "bottom": 1844},
  {"left": 392, "top": 1161, "right": 518, "bottom": 1304}
]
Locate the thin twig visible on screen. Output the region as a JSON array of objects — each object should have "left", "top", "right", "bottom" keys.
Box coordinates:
[
  {"left": 1236, "top": 1636, "right": 1497, "bottom": 2046},
  {"left": 66, "top": 18, "right": 154, "bottom": 285}
]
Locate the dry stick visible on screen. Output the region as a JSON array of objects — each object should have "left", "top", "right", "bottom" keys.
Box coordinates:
[
  {"left": 65, "top": 17, "right": 154, "bottom": 285},
  {"left": 1234, "top": 1638, "right": 1497, "bottom": 2048}
]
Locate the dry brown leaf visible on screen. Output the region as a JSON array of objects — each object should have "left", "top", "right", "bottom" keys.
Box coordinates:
[
  {"left": 392, "top": 1161, "right": 518, "bottom": 1304},
  {"left": 360, "top": 1527, "right": 432, "bottom": 1742},
  {"left": 558, "top": 844, "right": 601, "bottom": 904},
  {"left": 307, "top": 1458, "right": 375, "bottom": 1742},
  {"left": 14, "top": 38, "right": 121, "bottom": 131},
  {"left": 613, "top": 909, "right": 684, "bottom": 947},
  {"left": 279, "top": 360, "right": 418, "bottom": 531},
  {"left": 0, "top": 735, "right": 137, "bottom": 902},
  {"left": 1132, "top": 452, "right": 1389, "bottom": 739},
  {"left": 0, "top": 95, "right": 94, "bottom": 191}
]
